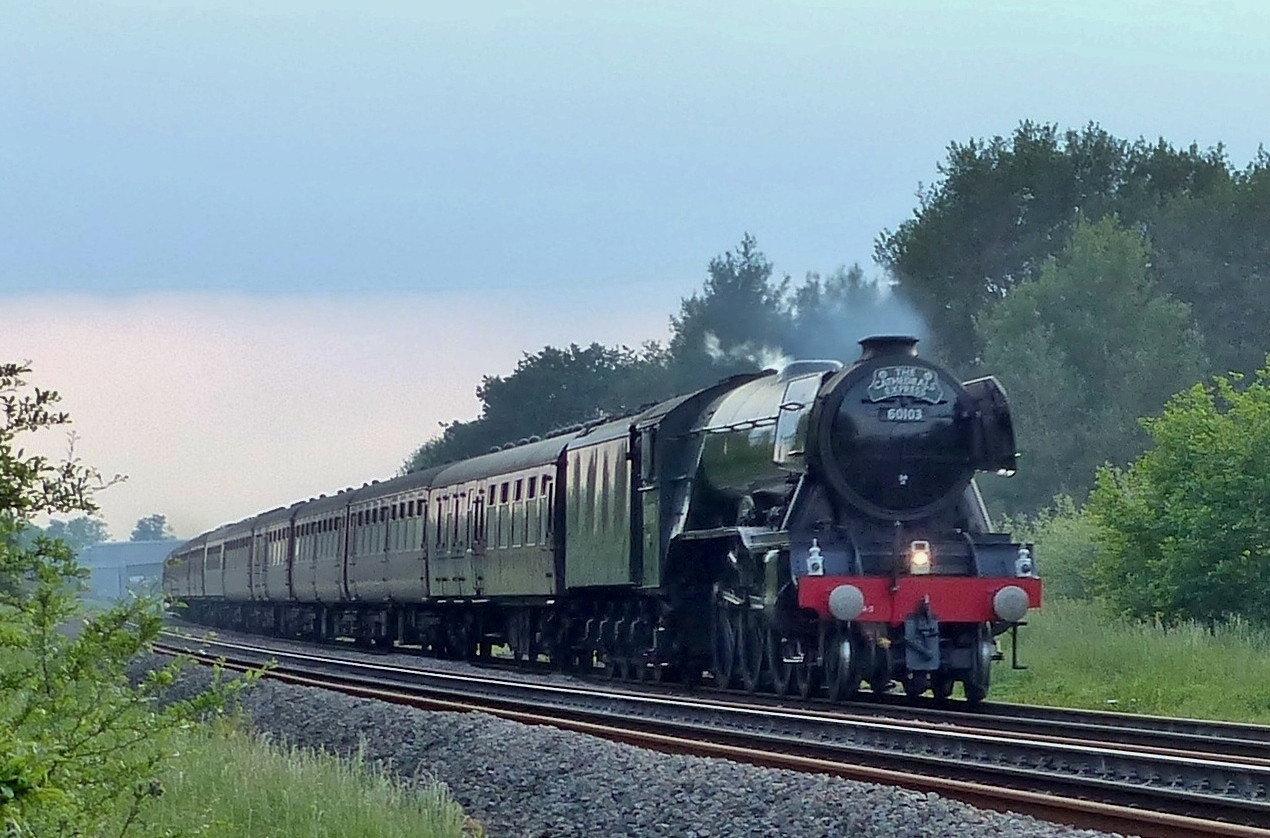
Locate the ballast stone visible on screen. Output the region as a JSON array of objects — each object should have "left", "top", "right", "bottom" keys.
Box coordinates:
[{"left": 133, "top": 654, "right": 1128, "bottom": 838}]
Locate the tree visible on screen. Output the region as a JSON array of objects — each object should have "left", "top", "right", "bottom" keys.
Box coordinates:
[
  {"left": 45, "top": 515, "right": 110, "bottom": 553},
  {"left": 975, "top": 217, "right": 1207, "bottom": 513},
  {"left": 667, "top": 233, "right": 792, "bottom": 389},
  {"left": 877, "top": 122, "right": 1235, "bottom": 370},
  {"left": 1087, "top": 361, "right": 1270, "bottom": 625},
  {"left": 0, "top": 362, "right": 235, "bottom": 834},
  {"left": 1143, "top": 147, "right": 1270, "bottom": 377},
  {"left": 406, "top": 342, "right": 672, "bottom": 471},
  {"left": 130, "top": 513, "right": 175, "bottom": 542},
  {"left": 785, "top": 264, "right": 927, "bottom": 361}
]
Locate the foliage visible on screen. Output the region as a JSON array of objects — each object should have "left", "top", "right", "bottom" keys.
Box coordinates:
[
  {"left": 994, "top": 598, "right": 1270, "bottom": 721},
  {"left": 1085, "top": 361, "right": 1270, "bottom": 625},
  {"left": 877, "top": 121, "right": 1261, "bottom": 371},
  {"left": 1145, "top": 147, "right": 1270, "bottom": 376},
  {"left": 784, "top": 264, "right": 926, "bottom": 360},
  {"left": 130, "top": 514, "right": 175, "bottom": 542},
  {"left": 406, "top": 236, "right": 922, "bottom": 473},
  {"left": 0, "top": 362, "right": 238, "bottom": 836},
  {"left": 148, "top": 723, "right": 470, "bottom": 838},
  {"left": 666, "top": 233, "right": 790, "bottom": 389},
  {"left": 406, "top": 342, "right": 672, "bottom": 471},
  {"left": 46, "top": 516, "right": 111, "bottom": 552},
  {"left": 999, "top": 495, "right": 1097, "bottom": 601},
  {"left": 976, "top": 216, "right": 1206, "bottom": 513},
  {"left": 5, "top": 517, "right": 110, "bottom": 566}
]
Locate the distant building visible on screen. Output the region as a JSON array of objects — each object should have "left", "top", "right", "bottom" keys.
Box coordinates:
[{"left": 77, "top": 540, "right": 184, "bottom": 600}]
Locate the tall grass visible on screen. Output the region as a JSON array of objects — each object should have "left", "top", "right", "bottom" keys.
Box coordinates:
[
  {"left": 995, "top": 598, "right": 1270, "bottom": 722},
  {"left": 993, "top": 495, "right": 1270, "bottom": 722},
  {"left": 147, "top": 724, "right": 473, "bottom": 838}
]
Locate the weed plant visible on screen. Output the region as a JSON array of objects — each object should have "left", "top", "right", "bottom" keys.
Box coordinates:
[
  {"left": 148, "top": 722, "right": 474, "bottom": 838},
  {"left": 995, "top": 495, "right": 1270, "bottom": 722},
  {"left": 995, "top": 598, "right": 1270, "bottom": 722}
]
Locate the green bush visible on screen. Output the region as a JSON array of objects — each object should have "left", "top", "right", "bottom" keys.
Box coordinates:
[
  {"left": 999, "top": 494, "right": 1097, "bottom": 601},
  {"left": 1, "top": 362, "right": 238, "bottom": 836},
  {"left": 1087, "top": 360, "right": 1270, "bottom": 625}
]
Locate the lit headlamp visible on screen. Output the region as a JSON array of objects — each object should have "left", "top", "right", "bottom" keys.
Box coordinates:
[{"left": 908, "top": 540, "right": 932, "bottom": 575}]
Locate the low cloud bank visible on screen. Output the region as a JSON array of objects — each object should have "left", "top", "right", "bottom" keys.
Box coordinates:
[{"left": 1, "top": 289, "right": 674, "bottom": 539}]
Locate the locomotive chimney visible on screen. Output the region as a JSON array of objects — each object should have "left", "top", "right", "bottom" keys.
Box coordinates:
[{"left": 858, "top": 335, "right": 919, "bottom": 360}]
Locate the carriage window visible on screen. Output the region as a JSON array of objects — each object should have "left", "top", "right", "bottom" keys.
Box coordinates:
[
  {"left": 640, "top": 427, "right": 656, "bottom": 483},
  {"left": 528, "top": 476, "right": 537, "bottom": 498},
  {"left": 514, "top": 479, "right": 523, "bottom": 501},
  {"left": 542, "top": 476, "right": 554, "bottom": 534},
  {"left": 500, "top": 482, "right": 509, "bottom": 503}
]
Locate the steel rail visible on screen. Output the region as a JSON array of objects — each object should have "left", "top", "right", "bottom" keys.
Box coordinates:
[
  {"left": 155, "top": 632, "right": 1270, "bottom": 837},
  {"left": 164, "top": 620, "right": 1270, "bottom": 759},
  {"left": 165, "top": 624, "right": 1270, "bottom": 761},
  {"left": 672, "top": 687, "right": 1270, "bottom": 762}
]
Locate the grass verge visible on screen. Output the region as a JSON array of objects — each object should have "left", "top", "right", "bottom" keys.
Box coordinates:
[
  {"left": 146, "top": 722, "right": 474, "bottom": 838},
  {"left": 995, "top": 597, "right": 1270, "bottom": 723}
]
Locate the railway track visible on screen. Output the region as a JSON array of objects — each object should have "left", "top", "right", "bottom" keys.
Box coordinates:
[{"left": 157, "top": 627, "right": 1270, "bottom": 837}]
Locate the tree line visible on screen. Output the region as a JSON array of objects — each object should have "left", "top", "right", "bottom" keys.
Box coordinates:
[
  {"left": 409, "top": 122, "right": 1270, "bottom": 518},
  {"left": 14, "top": 512, "right": 178, "bottom": 557}
]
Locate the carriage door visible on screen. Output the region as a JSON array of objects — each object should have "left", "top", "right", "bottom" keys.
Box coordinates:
[
  {"left": 635, "top": 425, "right": 659, "bottom": 588},
  {"left": 468, "top": 487, "right": 486, "bottom": 596}
]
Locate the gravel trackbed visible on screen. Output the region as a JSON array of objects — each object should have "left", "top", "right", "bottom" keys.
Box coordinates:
[{"left": 137, "top": 655, "right": 1128, "bottom": 838}]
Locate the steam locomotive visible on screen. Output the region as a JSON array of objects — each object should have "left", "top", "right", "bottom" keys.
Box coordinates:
[{"left": 164, "top": 335, "right": 1041, "bottom": 704}]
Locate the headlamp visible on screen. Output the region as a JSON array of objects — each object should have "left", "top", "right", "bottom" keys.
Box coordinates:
[{"left": 908, "top": 540, "right": 932, "bottom": 575}]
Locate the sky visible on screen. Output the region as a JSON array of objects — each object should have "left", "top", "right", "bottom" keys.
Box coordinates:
[{"left": 2, "top": 0, "right": 1268, "bottom": 538}]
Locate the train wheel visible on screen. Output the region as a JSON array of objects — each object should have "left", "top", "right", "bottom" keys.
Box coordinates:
[
  {"left": 737, "top": 611, "right": 767, "bottom": 693},
  {"left": 710, "top": 603, "right": 738, "bottom": 688},
  {"left": 793, "top": 654, "right": 821, "bottom": 700},
  {"left": 765, "top": 628, "right": 794, "bottom": 696},
  {"left": 963, "top": 627, "right": 993, "bottom": 707},
  {"left": 824, "top": 623, "right": 860, "bottom": 702}
]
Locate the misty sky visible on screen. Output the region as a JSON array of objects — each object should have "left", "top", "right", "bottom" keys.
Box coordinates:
[{"left": 2, "top": 1, "right": 1268, "bottom": 538}]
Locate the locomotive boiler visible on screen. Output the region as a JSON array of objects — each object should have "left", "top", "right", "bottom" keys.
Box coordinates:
[{"left": 165, "top": 335, "right": 1040, "bottom": 704}]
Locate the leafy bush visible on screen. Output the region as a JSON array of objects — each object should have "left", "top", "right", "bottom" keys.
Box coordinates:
[
  {"left": 1000, "top": 494, "right": 1098, "bottom": 601},
  {"left": 1087, "top": 360, "right": 1270, "bottom": 625},
  {"left": 0, "top": 362, "right": 237, "bottom": 836}
]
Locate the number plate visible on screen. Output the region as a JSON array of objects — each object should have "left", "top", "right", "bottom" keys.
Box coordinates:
[{"left": 879, "top": 407, "right": 924, "bottom": 422}]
